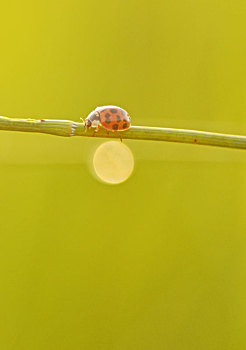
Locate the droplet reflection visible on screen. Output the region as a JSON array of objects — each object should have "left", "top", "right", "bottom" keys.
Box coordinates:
[{"left": 93, "top": 141, "right": 134, "bottom": 184}]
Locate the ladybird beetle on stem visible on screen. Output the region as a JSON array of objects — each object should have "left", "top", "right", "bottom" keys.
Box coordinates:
[{"left": 84, "top": 106, "right": 131, "bottom": 139}]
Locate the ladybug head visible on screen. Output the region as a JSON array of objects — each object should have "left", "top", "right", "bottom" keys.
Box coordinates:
[
  {"left": 84, "top": 118, "right": 92, "bottom": 129},
  {"left": 84, "top": 110, "right": 100, "bottom": 129}
]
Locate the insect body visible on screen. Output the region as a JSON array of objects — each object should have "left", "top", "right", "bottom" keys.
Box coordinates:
[{"left": 84, "top": 106, "right": 131, "bottom": 133}]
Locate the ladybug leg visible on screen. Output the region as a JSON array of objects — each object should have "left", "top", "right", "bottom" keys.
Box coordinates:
[
  {"left": 92, "top": 125, "right": 100, "bottom": 137},
  {"left": 118, "top": 132, "right": 122, "bottom": 143},
  {"left": 115, "top": 131, "right": 122, "bottom": 142}
]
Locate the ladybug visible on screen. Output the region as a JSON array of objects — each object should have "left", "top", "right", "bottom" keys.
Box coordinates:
[{"left": 84, "top": 106, "right": 131, "bottom": 133}]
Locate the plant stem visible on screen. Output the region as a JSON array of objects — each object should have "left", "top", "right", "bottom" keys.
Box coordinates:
[{"left": 0, "top": 115, "right": 245, "bottom": 150}]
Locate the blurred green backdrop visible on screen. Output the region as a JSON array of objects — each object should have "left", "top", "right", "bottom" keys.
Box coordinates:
[{"left": 0, "top": 0, "right": 246, "bottom": 349}]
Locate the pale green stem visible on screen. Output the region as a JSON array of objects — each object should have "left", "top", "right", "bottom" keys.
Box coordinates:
[{"left": 0, "top": 116, "right": 245, "bottom": 150}]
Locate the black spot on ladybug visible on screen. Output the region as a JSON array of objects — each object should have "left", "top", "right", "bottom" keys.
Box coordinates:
[
  {"left": 123, "top": 123, "right": 128, "bottom": 129},
  {"left": 110, "top": 109, "right": 117, "bottom": 113},
  {"left": 123, "top": 118, "right": 127, "bottom": 122},
  {"left": 105, "top": 113, "right": 111, "bottom": 123},
  {"left": 116, "top": 115, "right": 121, "bottom": 122},
  {"left": 112, "top": 124, "right": 119, "bottom": 130},
  {"left": 121, "top": 109, "right": 127, "bottom": 116}
]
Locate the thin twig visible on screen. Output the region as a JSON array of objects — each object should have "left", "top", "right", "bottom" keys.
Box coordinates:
[{"left": 0, "top": 116, "right": 245, "bottom": 150}]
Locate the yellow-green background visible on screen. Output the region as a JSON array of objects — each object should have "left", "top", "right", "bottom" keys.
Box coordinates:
[{"left": 0, "top": 1, "right": 245, "bottom": 349}]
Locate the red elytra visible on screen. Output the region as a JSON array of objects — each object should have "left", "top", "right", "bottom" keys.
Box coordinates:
[
  {"left": 84, "top": 106, "right": 131, "bottom": 132},
  {"left": 96, "top": 106, "right": 131, "bottom": 132}
]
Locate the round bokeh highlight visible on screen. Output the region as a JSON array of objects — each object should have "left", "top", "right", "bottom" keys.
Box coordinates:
[{"left": 93, "top": 141, "right": 134, "bottom": 184}]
